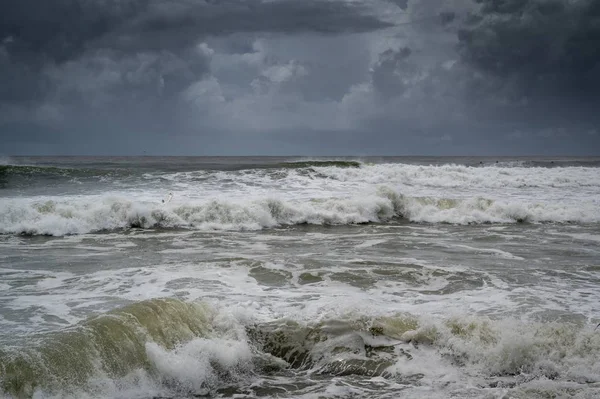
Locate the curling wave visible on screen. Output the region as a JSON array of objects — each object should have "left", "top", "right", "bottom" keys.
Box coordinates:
[
  {"left": 2, "top": 298, "right": 599, "bottom": 398},
  {"left": 0, "top": 298, "right": 253, "bottom": 398}
]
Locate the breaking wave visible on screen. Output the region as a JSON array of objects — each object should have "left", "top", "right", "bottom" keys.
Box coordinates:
[
  {"left": 0, "top": 161, "right": 360, "bottom": 189},
  {"left": 1, "top": 188, "right": 598, "bottom": 236},
  {"left": 0, "top": 298, "right": 250, "bottom": 398},
  {"left": 0, "top": 160, "right": 359, "bottom": 180},
  {"left": 1, "top": 298, "right": 599, "bottom": 398},
  {"left": 314, "top": 163, "right": 600, "bottom": 189}
]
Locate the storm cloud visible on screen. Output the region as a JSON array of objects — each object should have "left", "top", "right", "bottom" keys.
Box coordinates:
[
  {"left": 458, "top": 0, "right": 600, "bottom": 122},
  {"left": 1, "top": 0, "right": 598, "bottom": 155}
]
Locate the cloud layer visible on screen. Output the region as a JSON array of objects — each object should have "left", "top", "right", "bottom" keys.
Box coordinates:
[{"left": 1, "top": 0, "right": 598, "bottom": 155}]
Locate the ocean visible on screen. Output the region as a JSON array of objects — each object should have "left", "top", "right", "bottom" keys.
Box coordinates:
[{"left": 1, "top": 156, "right": 599, "bottom": 398}]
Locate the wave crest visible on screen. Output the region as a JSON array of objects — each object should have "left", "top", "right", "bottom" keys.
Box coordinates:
[
  {"left": 4, "top": 300, "right": 599, "bottom": 398},
  {"left": 1, "top": 189, "right": 598, "bottom": 236},
  {"left": 0, "top": 298, "right": 222, "bottom": 397}
]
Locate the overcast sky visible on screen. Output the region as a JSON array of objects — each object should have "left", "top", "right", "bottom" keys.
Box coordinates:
[{"left": 1, "top": 0, "right": 599, "bottom": 155}]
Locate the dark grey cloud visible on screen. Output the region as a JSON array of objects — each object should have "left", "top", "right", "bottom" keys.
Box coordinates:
[
  {"left": 0, "top": 0, "right": 389, "bottom": 97},
  {"left": 0, "top": 0, "right": 141, "bottom": 63},
  {"left": 389, "top": 0, "right": 409, "bottom": 11},
  {"left": 1, "top": 0, "right": 391, "bottom": 62},
  {"left": 456, "top": 0, "right": 600, "bottom": 119},
  {"left": 1, "top": 0, "right": 599, "bottom": 155},
  {"left": 360, "top": 0, "right": 600, "bottom": 143},
  {"left": 372, "top": 47, "right": 415, "bottom": 98},
  {"left": 0, "top": 0, "right": 392, "bottom": 139},
  {"left": 128, "top": 0, "right": 392, "bottom": 39}
]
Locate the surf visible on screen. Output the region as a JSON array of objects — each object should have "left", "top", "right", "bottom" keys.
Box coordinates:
[
  {"left": 1, "top": 188, "right": 599, "bottom": 236},
  {"left": 2, "top": 298, "right": 599, "bottom": 398}
]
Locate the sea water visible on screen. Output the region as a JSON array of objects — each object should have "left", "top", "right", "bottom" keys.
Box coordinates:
[{"left": 1, "top": 156, "right": 599, "bottom": 398}]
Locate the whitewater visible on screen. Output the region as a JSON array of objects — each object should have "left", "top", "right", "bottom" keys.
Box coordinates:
[{"left": 1, "top": 156, "right": 599, "bottom": 398}]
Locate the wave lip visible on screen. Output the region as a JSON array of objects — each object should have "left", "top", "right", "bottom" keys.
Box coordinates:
[
  {"left": 1, "top": 188, "right": 599, "bottom": 236},
  {"left": 0, "top": 298, "right": 222, "bottom": 397}
]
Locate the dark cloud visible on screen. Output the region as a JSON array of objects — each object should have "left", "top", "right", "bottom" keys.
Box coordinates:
[
  {"left": 372, "top": 47, "right": 415, "bottom": 98},
  {"left": 1, "top": 0, "right": 598, "bottom": 155},
  {"left": 0, "top": 0, "right": 392, "bottom": 135},
  {"left": 1, "top": 0, "right": 391, "bottom": 63},
  {"left": 364, "top": 0, "right": 600, "bottom": 138},
  {"left": 0, "top": 0, "right": 146, "bottom": 65},
  {"left": 457, "top": 0, "right": 600, "bottom": 109},
  {"left": 130, "top": 0, "right": 392, "bottom": 38},
  {"left": 389, "top": 0, "right": 409, "bottom": 11}
]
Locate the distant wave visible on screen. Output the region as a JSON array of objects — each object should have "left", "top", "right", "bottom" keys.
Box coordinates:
[
  {"left": 489, "top": 159, "right": 600, "bottom": 168},
  {"left": 1, "top": 188, "right": 597, "bottom": 236},
  {"left": 278, "top": 160, "right": 362, "bottom": 169},
  {"left": 3, "top": 160, "right": 600, "bottom": 187},
  {"left": 0, "top": 164, "right": 130, "bottom": 180},
  {"left": 0, "top": 164, "right": 74, "bottom": 176},
  {"left": 315, "top": 163, "right": 600, "bottom": 189},
  {"left": 0, "top": 161, "right": 360, "bottom": 186},
  {"left": 1, "top": 297, "right": 599, "bottom": 398}
]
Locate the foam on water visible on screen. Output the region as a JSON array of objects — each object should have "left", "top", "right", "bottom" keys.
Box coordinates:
[
  {"left": 2, "top": 298, "right": 599, "bottom": 398},
  {"left": 2, "top": 238, "right": 596, "bottom": 338},
  {"left": 2, "top": 159, "right": 599, "bottom": 398},
  {"left": 1, "top": 188, "right": 598, "bottom": 236},
  {"left": 2, "top": 162, "right": 599, "bottom": 235},
  {"left": 315, "top": 163, "right": 600, "bottom": 191}
]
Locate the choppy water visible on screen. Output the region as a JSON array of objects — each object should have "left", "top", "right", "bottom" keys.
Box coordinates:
[{"left": 1, "top": 156, "right": 600, "bottom": 398}]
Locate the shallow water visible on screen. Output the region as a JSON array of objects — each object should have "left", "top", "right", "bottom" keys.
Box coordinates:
[{"left": 1, "top": 156, "right": 599, "bottom": 398}]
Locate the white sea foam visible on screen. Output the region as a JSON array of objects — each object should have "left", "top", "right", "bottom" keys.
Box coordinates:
[
  {"left": 552, "top": 232, "right": 600, "bottom": 243},
  {"left": 316, "top": 163, "right": 600, "bottom": 191},
  {"left": 1, "top": 188, "right": 598, "bottom": 236},
  {"left": 447, "top": 244, "right": 525, "bottom": 260},
  {"left": 2, "top": 160, "right": 600, "bottom": 398},
  {"left": 2, "top": 230, "right": 599, "bottom": 396},
  {"left": 21, "top": 303, "right": 600, "bottom": 399},
  {"left": 145, "top": 336, "right": 254, "bottom": 393},
  {"left": 354, "top": 239, "right": 389, "bottom": 249},
  {"left": 3, "top": 162, "right": 599, "bottom": 235}
]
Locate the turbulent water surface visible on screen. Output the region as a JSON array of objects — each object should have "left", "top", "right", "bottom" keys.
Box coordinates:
[{"left": 1, "top": 156, "right": 600, "bottom": 398}]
